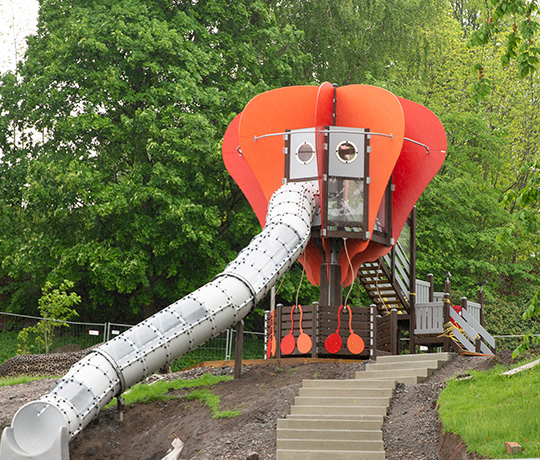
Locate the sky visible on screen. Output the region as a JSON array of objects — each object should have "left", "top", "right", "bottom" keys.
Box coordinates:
[{"left": 0, "top": 0, "right": 39, "bottom": 73}]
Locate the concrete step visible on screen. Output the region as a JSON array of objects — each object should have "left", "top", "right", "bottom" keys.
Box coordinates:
[
  {"left": 277, "top": 352, "right": 456, "bottom": 460},
  {"left": 294, "top": 396, "right": 391, "bottom": 407},
  {"left": 355, "top": 367, "right": 430, "bottom": 383},
  {"left": 290, "top": 405, "right": 387, "bottom": 417},
  {"left": 277, "top": 428, "right": 382, "bottom": 441},
  {"left": 277, "top": 438, "right": 384, "bottom": 451},
  {"left": 276, "top": 449, "right": 385, "bottom": 460},
  {"left": 301, "top": 378, "right": 396, "bottom": 390},
  {"left": 277, "top": 418, "right": 383, "bottom": 431},
  {"left": 366, "top": 360, "right": 441, "bottom": 372},
  {"left": 284, "top": 414, "right": 384, "bottom": 424},
  {"left": 375, "top": 352, "right": 455, "bottom": 364},
  {"left": 298, "top": 387, "right": 394, "bottom": 398}
]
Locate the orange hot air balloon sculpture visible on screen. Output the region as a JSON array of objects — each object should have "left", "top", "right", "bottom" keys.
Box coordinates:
[{"left": 222, "top": 84, "right": 446, "bottom": 288}]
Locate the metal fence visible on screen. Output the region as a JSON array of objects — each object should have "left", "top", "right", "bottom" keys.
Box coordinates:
[{"left": 0, "top": 312, "right": 265, "bottom": 370}]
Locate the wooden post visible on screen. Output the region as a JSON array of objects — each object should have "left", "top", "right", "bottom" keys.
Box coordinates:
[
  {"left": 409, "top": 207, "right": 417, "bottom": 293},
  {"left": 370, "top": 304, "right": 377, "bottom": 359},
  {"left": 461, "top": 297, "right": 467, "bottom": 312},
  {"left": 311, "top": 302, "right": 318, "bottom": 358},
  {"left": 409, "top": 208, "right": 418, "bottom": 354},
  {"left": 443, "top": 293, "right": 451, "bottom": 352},
  {"left": 428, "top": 274, "right": 434, "bottom": 302},
  {"left": 409, "top": 303, "right": 416, "bottom": 354},
  {"left": 475, "top": 336, "right": 482, "bottom": 353},
  {"left": 275, "top": 304, "right": 283, "bottom": 359},
  {"left": 234, "top": 320, "right": 244, "bottom": 379},
  {"left": 391, "top": 246, "right": 396, "bottom": 284},
  {"left": 319, "top": 239, "right": 343, "bottom": 308},
  {"left": 391, "top": 308, "right": 398, "bottom": 355},
  {"left": 478, "top": 288, "right": 485, "bottom": 326}
]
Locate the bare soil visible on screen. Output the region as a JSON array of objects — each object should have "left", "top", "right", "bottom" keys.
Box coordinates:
[{"left": 0, "top": 353, "right": 525, "bottom": 460}]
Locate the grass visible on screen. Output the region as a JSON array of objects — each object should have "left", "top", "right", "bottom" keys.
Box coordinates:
[
  {"left": 438, "top": 358, "right": 540, "bottom": 458},
  {"left": 0, "top": 331, "right": 19, "bottom": 364},
  {"left": 106, "top": 372, "right": 240, "bottom": 418},
  {"left": 185, "top": 389, "right": 241, "bottom": 419},
  {"left": 0, "top": 375, "right": 55, "bottom": 387}
]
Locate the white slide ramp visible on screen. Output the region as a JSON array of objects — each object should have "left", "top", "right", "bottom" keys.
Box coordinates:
[{"left": 0, "top": 182, "right": 318, "bottom": 460}]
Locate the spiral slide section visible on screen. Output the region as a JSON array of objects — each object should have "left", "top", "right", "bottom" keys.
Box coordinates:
[{"left": 0, "top": 182, "right": 318, "bottom": 460}]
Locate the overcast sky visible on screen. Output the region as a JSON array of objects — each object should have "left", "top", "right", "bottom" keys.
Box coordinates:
[{"left": 0, "top": 0, "right": 39, "bottom": 73}]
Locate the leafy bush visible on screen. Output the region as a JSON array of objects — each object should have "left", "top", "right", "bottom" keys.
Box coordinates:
[{"left": 17, "top": 281, "right": 80, "bottom": 354}]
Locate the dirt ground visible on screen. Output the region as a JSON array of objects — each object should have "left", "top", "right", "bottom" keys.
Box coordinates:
[{"left": 0, "top": 352, "right": 526, "bottom": 460}]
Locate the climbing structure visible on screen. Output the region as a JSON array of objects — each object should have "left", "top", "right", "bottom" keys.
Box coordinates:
[
  {"left": 224, "top": 83, "right": 446, "bottom": 292},
  {"left": 223, "top": 83, "right": 447, "bottom": 357}
]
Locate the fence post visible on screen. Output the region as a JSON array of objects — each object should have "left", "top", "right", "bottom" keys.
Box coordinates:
[
  {"left": 409, "top": 301, "right": 416, "bottom": 354},
  {"left": 478, "top": 288, "right": 485, "bottom": 327},
  {"left": 234, "top": 320, "right": 244, "bottom": 379},
  {"left": 475, "top": 336, "right": 482, "bottom": 353},
  {"left": 390, "top": 308, "right": 398, "bottom": 355},
  {"left": 461, "top": 297, "right": 467, "bottom": 313},
  {"left": 370, "top": 304, "right": 377, "bottom": 359},
  {"left": 311, "top": 302, "right": 318, "bottom": 358},
  {"left": 276, "top": 304, "right": 283, "bottom": 359},
  {"left": 428, "top": 274, "right": 434, "bottom": 302}
]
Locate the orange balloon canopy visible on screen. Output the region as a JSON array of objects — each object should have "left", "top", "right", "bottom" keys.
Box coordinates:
[{"left": 221, "top": 84, "right": 446, "bottom": 287}]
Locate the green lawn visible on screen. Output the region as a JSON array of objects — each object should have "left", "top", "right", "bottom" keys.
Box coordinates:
[{"left": 438, "top": 358, "right": 540, "bottom": 458}]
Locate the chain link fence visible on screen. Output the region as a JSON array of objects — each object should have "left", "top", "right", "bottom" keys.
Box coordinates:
[{"left": 0, "top": 312, "right": 265, "bottom": 371}]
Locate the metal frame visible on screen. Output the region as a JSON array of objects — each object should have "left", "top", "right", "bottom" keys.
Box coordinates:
[
  {"left": 322, "top": 126, "right": 370, "bottom": 239},
  {"left": 370, "top": 177, "right": 394, "bottom": 246}
]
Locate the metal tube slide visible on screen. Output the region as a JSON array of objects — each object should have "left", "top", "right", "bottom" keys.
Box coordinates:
[{"left": 0, "top": 181, "right": 318, "bottom": 460}]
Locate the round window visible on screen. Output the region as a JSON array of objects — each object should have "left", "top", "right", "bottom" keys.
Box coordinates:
[
  {"left": 295, "top": 142, "right": 315, "bottom": 165},
  {"left": 336, "top": 141, "right": 358, "bottom": 164}
]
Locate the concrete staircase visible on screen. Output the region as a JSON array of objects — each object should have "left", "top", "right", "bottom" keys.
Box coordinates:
[{"left": 276, "top": 352, "right": 455, "bottom": 460}]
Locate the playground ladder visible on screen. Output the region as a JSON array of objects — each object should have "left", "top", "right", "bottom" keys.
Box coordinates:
[{"left": 356, "top": 259, "right": 409, "bottom": 313}]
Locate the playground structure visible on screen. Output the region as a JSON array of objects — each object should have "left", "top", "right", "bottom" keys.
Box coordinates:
[
  {"left": 0, "top": 83, "right": 493, "bottom": 460},
  {"left": 267, "top": 272, "right": 495, "bottom": 360}
]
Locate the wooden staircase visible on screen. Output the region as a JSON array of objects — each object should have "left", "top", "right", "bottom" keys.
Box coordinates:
[{"left": 356, "top": 259, "right": 409, "bottom": 314}]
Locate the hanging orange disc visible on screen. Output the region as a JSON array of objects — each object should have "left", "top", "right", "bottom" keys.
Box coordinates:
[
  {"left": 325, "top": 305, "right": 344, "bottom": 354},
  {"left": 345, "top": 305, "right": 365, "bottom": 355},
  {"left": 296, "top": 305, "right": 312, "bottom": 354},
  {"left": 280, "top": 306, "right": 297, "bottom": 355}
]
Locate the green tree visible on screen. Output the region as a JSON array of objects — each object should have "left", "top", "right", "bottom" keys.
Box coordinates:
[
  {"left": 273, "top": 0, "right": 444, "bottom": 85},
  {"left": 0, "top": 0, "right": 310, "bottom": 321},
  {"left": 18, "top": 280, "right": 81, "bottom": 354},
  {"left": 503, "top": 161, "right": 540, "bottom": 355}
]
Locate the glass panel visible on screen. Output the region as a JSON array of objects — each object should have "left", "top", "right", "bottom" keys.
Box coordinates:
[
  {"left": 336, "top": 141, "right": 358, "bottom": 164},
  {"left": 375, "top": 191, "right": 387, "bottom": 233},
  {"left": 296, "top": 142, "right": 315, "bottom": 164},
  {"left": 327, "top": 178, "right": 364, "bottom": 223},
  {"left": 398, "top": 219, "right": 411, "bottom": 254}
]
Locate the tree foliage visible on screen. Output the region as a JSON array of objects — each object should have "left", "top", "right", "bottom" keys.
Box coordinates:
[
  {"left": 0, "top": 0, "right": 539, "bottom": 344},
  {"left": 273, "top": 0, "right": 444, "bottom": 85},
  {"left": 17, "top": 280, "right": 80, "bottom": 354},
  {"left": 0, "top": 0, "right": 310, "bottom": 321}
]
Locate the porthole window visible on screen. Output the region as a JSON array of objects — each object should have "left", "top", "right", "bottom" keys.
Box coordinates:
[
  {"left": 336, "top": 141, "right": 358, "bottom": 164},
  {"left": 295, "top": 142, "right": 315, "bottom": 165}
]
